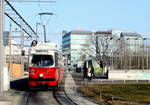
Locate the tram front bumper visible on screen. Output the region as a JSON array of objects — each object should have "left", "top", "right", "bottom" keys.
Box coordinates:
[{"left": 28, "top": 78, "right": 58, "bottom": 86}]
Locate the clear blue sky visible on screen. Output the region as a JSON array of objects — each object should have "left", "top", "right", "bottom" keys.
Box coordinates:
[{"left": 4, "top": 0, "right": 150, "bottom": 44}]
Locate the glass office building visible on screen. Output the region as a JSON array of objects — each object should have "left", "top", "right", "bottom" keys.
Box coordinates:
[{"left": 62, "top": 30, "right": 95, "bottom": 66}]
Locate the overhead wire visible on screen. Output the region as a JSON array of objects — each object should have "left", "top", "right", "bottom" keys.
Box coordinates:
[{"left": 5, "top": 0, "right": 37, "bottom": 38}]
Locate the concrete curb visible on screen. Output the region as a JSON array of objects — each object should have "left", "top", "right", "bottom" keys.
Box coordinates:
[
  {"left": 0, "top": 95, "right": 12, "bottom": 105},
  {"left": 64, "top": 73, "right": 99, "bottom": 105},
  {"left": 0, "top": 101, "right": 11, "bottom": 105}
]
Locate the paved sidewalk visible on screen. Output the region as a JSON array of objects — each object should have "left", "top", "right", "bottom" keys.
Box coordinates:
[
  {"left": 0, "top": 72, "right": 28, "bottom": 105},
  {"left": 0, "top": 92, "right": 13, "bottom": 105},
  {"left": 64, "top": 72, "right": 100, "bottom": 105}
]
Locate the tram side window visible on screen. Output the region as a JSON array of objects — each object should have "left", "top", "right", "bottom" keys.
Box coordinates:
[
  {"left": 55, "top": 52, "right": 58, "bottom": 66},
  {"left": 31, "top": 55, "right": 54, "bottom": 67}
]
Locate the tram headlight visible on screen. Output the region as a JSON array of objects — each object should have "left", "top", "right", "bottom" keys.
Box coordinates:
[{"left": 39, "top": 74, "right": 44, "bottom": 78}]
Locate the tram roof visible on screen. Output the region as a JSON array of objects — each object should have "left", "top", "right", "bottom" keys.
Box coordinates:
[{"left": 30, "top": 42, "right": 59, "bottom": 51}]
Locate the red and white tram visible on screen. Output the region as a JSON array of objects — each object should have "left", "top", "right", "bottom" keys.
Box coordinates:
[{"left": 28, "top": 41, "right": 64, "bottom": 88}]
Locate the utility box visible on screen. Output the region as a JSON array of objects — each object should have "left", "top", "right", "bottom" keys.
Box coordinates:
[
  {"left": 10, "top": 64, "right": 23, "bottom": 78},
  {"left": 5, "top": 63, "right": 23, "bottom": 78}
]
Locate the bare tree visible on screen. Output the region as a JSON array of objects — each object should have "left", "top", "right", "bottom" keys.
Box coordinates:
[
  {"left": 92, "top": 31, "right": 113, "bottom": 72},
  {"left": 92, "top": 31, "right": 125, "bottom": 70}
]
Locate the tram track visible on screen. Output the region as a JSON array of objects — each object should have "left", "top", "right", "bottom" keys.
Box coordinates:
[
  {"left": 23, "top": 88, "right": 77, "bottom": 105},
  {"left": 24, "top": 90, "right": 59, "bottom": 105},
  {"left": 52, "top": 74, "right": 78, "bottom": 105},
  {"left": 53, "top": 89, "right": 78, "bottom": 105},
  {"left": 24, "top": 92, "right": 31, "bottom": 105},
  {"left": 11, "top": 73, "right": 78, "bottom": 105}
]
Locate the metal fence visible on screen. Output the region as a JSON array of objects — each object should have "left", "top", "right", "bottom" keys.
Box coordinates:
[
  {"left": 82, "top": 80, "right": 150, "bottom": 105},
  {"left": 97, "top": 37, "right": 150, "bottom": 70}
]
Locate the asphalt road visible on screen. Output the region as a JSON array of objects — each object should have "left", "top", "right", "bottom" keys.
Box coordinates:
[
  {"left": 10, "top": 77, "right": 60, "bottom": 105},
  {"left": 28, "top": 91, "right": 59, "bottom": 105},
  {"left": 10, "top": 74, "right": 78, "bottom": 105}
]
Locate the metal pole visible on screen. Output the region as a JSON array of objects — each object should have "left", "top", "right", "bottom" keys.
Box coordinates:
[
  {"left": 110, "top": 38, "right": 113, "bottom": 70},
  {"left": 36, "top": 23, "right": 38, "bottom": 37},
  {"left": 43, "top": 25, "right": 46, "bottom": 42},
  {"left": 20, "top": 24, "right": 24, "bottom": 76},
  {"left": 36, "top": 23, "right": 38, "bottom": 41},
  {"left": 135, "top": 38, "right": 137, "bottom": 69},
  {"left": 129, "top": 39, "right": 131, "bottom": 70},
  {"left": 138, "top": 39, "right": 140, "bottom": 69},
  {"left": 124, "top": 39, "right": 126, "bottom": 69},
  {"left": 0, "top": 0, "right": 4, "bottom": 94},
  {"left": 9, "top": 20, "right": 12, "bottom": 79},
  {"left": 96, "top": 36, "right": 99, "bottom": 57},
  {"left": 147, "top": 39, "right": 148, "bottom": 69},
  {"left": 120, "top": 38, "right": 122, "bottom": 70},
  {"left": 142, "top": 39, "right": 144, "bottom": 70}
]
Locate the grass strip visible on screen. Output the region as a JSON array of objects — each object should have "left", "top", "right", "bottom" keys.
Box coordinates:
[{"left": 79, "top": 83, "right": 150, "bottom": 105}]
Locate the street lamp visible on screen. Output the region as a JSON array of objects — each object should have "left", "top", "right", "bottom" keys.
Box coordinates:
[
  {"left": 0, "top": 0, "right": 4, "bottom": 94},
  {"left": 38, "top": 12, "right": 54, "bottom": 42}
]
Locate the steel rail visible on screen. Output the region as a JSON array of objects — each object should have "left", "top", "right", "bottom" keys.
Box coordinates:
[
  {"left": 53, "top": 90, "right": 62, "bottom": 105},
  {"left": 63, "top": 89, "right": 78, "bottom": 105},
  {"left": 24, "top": 92, "right": 31, "bottom": 105},
  {"left": 53, "top": 89, "right": 78, "bottom": 105}
]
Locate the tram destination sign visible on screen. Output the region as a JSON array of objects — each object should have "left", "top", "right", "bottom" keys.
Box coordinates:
[{"left": 35, "top": 50, "right": 49, "bottom": 54}]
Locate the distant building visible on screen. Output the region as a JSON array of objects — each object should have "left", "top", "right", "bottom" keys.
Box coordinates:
[
  {"left": 112, "top": 30, "right": 142, "bottom": 38},
  {"left": 120, "top": 32, "right": 143, "bottom": 52},
  {"left": 3, "top": 31, "right": 9, "bottom": 46},
  {"left": 62, "top": 29, "right": 143, "bottom": 69},
  {"left": 62, "top": 30, "right": 95, "bottom": 66},
  {"left": 5, "top": 40, "right": 29, "bottom": 64},
  {"left": 94, "top": 30, "right": 143, "bottom": 68},
  {"left": 5, "top": 41, "right": 29, "bottom": 55},
  {"left": 95, "top": 30, "right": 143, "bottom": 55},
  {"left": 112, "top": 31, "right": 143, "bottom": 53}
]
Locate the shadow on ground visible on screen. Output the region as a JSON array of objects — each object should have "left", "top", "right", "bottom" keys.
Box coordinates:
[
  {"left": 10, "top": 78, "right": 29, "bottom": 91},
  {"left": 10, "top": 77, "right": 65, "bottom": 92}
]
